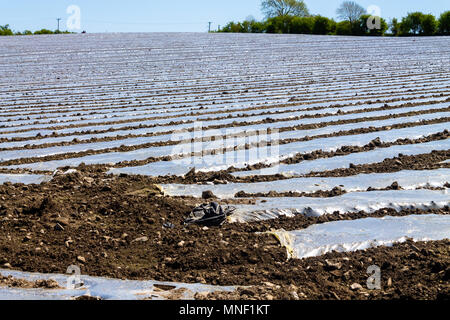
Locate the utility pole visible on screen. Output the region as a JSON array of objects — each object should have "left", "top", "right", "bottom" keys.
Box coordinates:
[
  {"left": 57, "top": 18, "right": 62, "bottom": 32},
  {"left": 208, "top": 22, "right": 212, "bottom": 33}
]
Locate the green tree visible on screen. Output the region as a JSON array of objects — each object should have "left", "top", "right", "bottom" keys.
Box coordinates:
[
  {"left": 390, "top": 18, "right": 400, "bottom": 36},
  {"left": 291, "top": 16, "right": 314, "bottom": 34},
  {"left": 312, "top": 16, "right": 336, "bottom": 35},
  {"left": 243, "top": 16, "right": 266, "bottom": 33},
  {"left": 34, "top": 29, "right": 54, "bottom": 35},
  {"left": 399, "top": 12, "right": 438, "bottom": 36},
  {"left": 438, "top": 11, "right": 450, "bottom": 35},
  {"left": 336, "top": 21, "right": 352, "bottom": 35},
  {"left": 220, "top": 22, "right": 244, "bottom": 33},
  {"left": 354, "top": 14, "right": 388, "bottom": 36},
  {"left": 0, "top": 24, "right": 13, "bottom": 36},
  {"left": 266, "top": 15, "right": 294, "bottom": 33},
  {"left": 400, "top": 12, "right": 424, "bottom": 35},
  {"left": 261, "top": 0, "right": 309, "bottom": 18},
  {"left": 220, "top": 20, "right": 266, "bottom": 33},
  {"left": 420, "top": 14, "right": 437, "bottom": 35},
  {"left": 249, "top": 21, "right": 266, "bottom": 33}
]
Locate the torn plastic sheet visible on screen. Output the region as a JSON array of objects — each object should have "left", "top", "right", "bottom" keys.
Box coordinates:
[
  {"left": 0, "top": 269, "right": 236, "bottom": 300},
  {"left": 269, "top": 214, "right": 450, "bottom": 259},
  {"left": 230, "top": 190, "right": 450, "bottom": 223}
]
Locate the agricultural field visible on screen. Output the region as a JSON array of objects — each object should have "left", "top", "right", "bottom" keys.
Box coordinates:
[{"left": 0, "top": 33, "right": 449, "bottom": 300}]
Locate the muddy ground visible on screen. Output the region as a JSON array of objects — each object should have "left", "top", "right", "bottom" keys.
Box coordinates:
[{"left": 0, "top": 171, "right": 448, "bottom": 300}]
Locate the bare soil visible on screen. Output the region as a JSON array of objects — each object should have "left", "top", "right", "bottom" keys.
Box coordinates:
[{"left": 0, "top": 172, "right": 448, "bottom": 300}]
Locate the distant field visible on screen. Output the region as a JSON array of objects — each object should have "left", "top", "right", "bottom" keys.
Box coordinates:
[{"left": 0, "top": 33, "right": 449, "bottom": 300}]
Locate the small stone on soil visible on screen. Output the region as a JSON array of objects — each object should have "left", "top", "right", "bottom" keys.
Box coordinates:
[{"left": 351, "top": 283, "right": 363, "bottom": 290}]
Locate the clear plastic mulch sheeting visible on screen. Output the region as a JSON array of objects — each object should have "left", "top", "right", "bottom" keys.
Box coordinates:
[
  {"left": 0, "top": 269, "right": 235, "bottom": 300},
  {"left": 234, "top": 138, "right": 450, "bottom": 177},
  {"left": 0, "top": 174, "right": 51, "bottom": 185},
  {"left": 269, "top": 214, "right": 450, "bottom": 259},
  {"left": 230, "top": 190, "right": 450, "bottom": 222},
  {"left": 109, "top": 130, "right": 449, "bottom": 178},
  {"left": 2, "top": 107, "right": 447, "bottom": 151},
  {"left": 161, "top": 169, "right": 450, "bottom": 199}
]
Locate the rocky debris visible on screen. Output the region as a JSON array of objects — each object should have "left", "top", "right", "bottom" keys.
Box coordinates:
[
  {"left": 76, "top": 256, "right": 86, "bottom": 264},
  {"left": 153, "top": 284, "right": 177, "bottom": 291},
  {"left": 368, "top": 137, "right": 382, "bottom": 148},
  {"left": 132, "top": 236, "right": 149, "bottom": 243},
  {"left": 324, "top": 259, "right": 342, "bottom": 271},
  {"left": 330, "top": 186, "right": 345, "bottom": 196},
  {"left": 177, "top": 241, "right": 185, "bottom": 247},
  {"left": 387, "top": 278, "right": 392, "bottom": 287},
  {"left": 389, "top": 181, "right": 400, "bottom": 190},
  {"left": 125, "top": 184, "right": 163, "bottom": 197},
  {"left": 201, "top": 190, "right": 216, "bottom": 199},
  {"left": 350, "top": 283, "right": 363, "bottom": 291},
  {"left": 34, "top": 279, "right": 60, "bottom": 289}
]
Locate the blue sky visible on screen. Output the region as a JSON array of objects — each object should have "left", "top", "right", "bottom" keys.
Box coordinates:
[{"left": 1, "top": 0, "right": 448, "bottom": 33}]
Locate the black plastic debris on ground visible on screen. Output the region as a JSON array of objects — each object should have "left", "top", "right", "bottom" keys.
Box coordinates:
[{"left": 184, "top": 202, "right": 236, "bottom": 227}]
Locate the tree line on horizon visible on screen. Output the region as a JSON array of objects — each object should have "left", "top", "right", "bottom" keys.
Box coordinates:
[
  {"left": 1, "top": 1, "right": 449, "bottom": 37},
  {"left": 217, "top": 0, "right": 450, "bottom": 36},
  {"left": 0, "top": 25, "right": 74, "bottom": 36}
]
